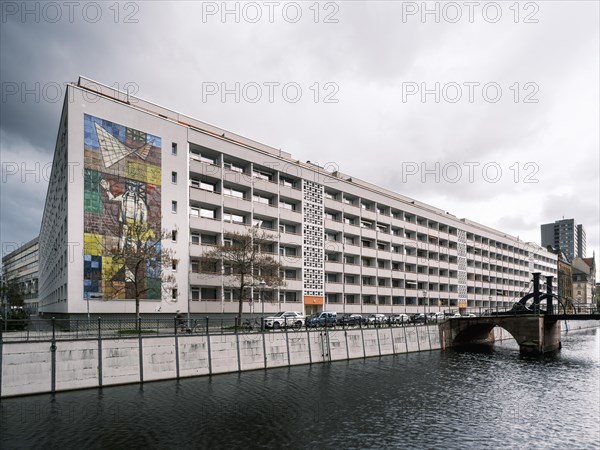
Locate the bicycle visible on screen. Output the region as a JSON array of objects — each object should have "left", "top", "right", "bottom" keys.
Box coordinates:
[
  {"left": 178, "top": 319, "right": 204, "bottom": 334},
  {"left": 242, "top": 318, "right": 263, "bottom": 332}
]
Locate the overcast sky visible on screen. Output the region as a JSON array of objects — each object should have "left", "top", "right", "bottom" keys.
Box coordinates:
[{"left": 1, "top": 1, "right": 598, "bottom": 275}]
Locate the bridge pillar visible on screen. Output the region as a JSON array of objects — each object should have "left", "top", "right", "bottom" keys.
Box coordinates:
[{"left": 439, "top": 316, "right": 562, "bottom": 355}]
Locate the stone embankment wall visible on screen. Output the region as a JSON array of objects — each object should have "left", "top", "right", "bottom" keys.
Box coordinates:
[{"left": 1, "top": 321, "right": 597, "bottom": 398}]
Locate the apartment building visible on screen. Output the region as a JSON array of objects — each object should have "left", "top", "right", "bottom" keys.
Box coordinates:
[
  {"left": 1, "top": 237, "right": 39, "bottom": 313},
  {"left": 541, "top": 219, "right": 586, "bottom": 262},
  {"left": 37, "top": 77, "right": 557, "bottom": 318}
]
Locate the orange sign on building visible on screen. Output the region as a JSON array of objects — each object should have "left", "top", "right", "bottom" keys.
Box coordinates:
[{"left": 304, "top": 296, "right": 324, "bottom": 305}]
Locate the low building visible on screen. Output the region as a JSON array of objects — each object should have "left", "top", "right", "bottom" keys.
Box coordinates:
[
  {"left": 1, "top": 237, "right": 39, "bottom": 313},
  {"left": 571, "top": 256, "right": 596, "bottom": 309}
]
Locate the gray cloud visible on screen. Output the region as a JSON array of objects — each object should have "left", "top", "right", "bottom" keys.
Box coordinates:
[{"left": 1, "top": 1, "right": 598, "bottom": 269}]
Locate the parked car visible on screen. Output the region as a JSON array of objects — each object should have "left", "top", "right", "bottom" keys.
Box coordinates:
[
  {"left": 410, "top": 313, "right": 427, "bottom": 324},
  {"left": 337, "top": 314, "right": 367, "bottom": 326},
  {"left": 389, "top": 314, "right": 410, "bottom": 324},
  {"left": 264, "top": 311, "right": 305, "bottom": 329},
  {"left": 367, "top": 314, "right": 386, "bottom": 325},
  {"left": 306, "top": 311, "right": 337, "bottom": 327},
  {"left": 451, "top": 313, "right": 462, "bottom": 318},
  {"left": 432, "top": 312, "right": 446, "bottom": 321}
]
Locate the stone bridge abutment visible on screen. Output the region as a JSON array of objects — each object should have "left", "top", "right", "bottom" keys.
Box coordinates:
[{"left": 439, "top": 316, "right": 561, "bottom": 354}]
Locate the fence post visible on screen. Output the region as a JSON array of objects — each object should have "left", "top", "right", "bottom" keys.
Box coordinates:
[
  {"left": 97, "top": 317, "right": 103, "bottom": 387},
  {"left": 205, "top": 316, "right": 209, "bottom": 335},
  {"left": 50, "top": 317, "right": 57, "bottom": 393}
]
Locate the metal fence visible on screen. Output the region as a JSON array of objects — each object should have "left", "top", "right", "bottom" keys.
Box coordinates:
[{"left": 1, "top": 306, "right": 598, "bottom": 343}]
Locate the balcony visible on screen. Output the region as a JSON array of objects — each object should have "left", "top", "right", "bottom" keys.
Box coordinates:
[
  {"left": 190, "top": 273, "right": 222, "bottom": 286},
  {"left": 324, "top": 219, "right": 345, "bottom": 233},
  {"left": 361, "top": 247, "right": 377, "bottom": 259},
  {"left": 253, "top": 202, "right": 280, "bottom": 218},
  {"left": 360, "top": 228, "right": 377, "bottom": 240},
  {"left": 190, "top": 216, "right": 222, "bottom": 233},
  {"left": 344, "top": 264, "right": 361, "bottom": 275},
  {"left": 251, "top": 176, "right": 279, "bottom": 194},
  {"left": 324, "top": 197, "right": 342, "bottom": 209},
  {"left": 282, "top": 279, "right": 303, "bottom": 291},
  {"left": 325, "top": 261, "right": 345, "bottom": 273},
  {"left": 344, "top": 284, "right": 362, "bottom": 295},
  {"left": 223, "top": 195, "right": 252, "bottom": 212},
  {"left": 280, "top": 184, "right": 302, "bottom": 201},
  {"left": 361, "top": 267, "right": 377, "bottom": 277},
  {"left": 279, "top": 207, "right": 301, "bottom": 222},
  {"left": 190, "top": 159, "right": 223, "bottom": 178},
  {"left": 190, "top": 187, "right": 221, "bottom": 205},
  {"left": 360, "top": 209, "right": 377, "bottom": 222}
]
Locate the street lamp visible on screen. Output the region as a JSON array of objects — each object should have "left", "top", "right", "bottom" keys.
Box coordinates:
[{"left": 422, "top": 289, "right": 427, "bottom": 319}]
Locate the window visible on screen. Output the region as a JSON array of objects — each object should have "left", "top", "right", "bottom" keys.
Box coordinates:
[
  {"left": 253, "top": 194, "right": 271, "bottom": 205},
  {"left": 326, "top": 253, "right": 339, "bottom": 262},
  {"left": 171, "top": 171, "right": 177, "bottom": 184},
  {"left": 172, "top": 260, "right": 178, "bottom": 272},
  {"left": 201, "top": 234, "right": 217, "bottom": 245},
  {"left": 344, "top": 216, "right": 355, "bottom": 225},
  {"left": 224, "top": 162, "right": 244, "bottom": 173},
  {"left": 191, "top": 179, "right": 216, "bottom": 192},
  {"left": 191, "top": 234, "right": 200, "bottom": 244},
  {"left": 223, "top": 186, "right": 245, "bottom": 199},
  {"left": 171, "top": 201, "right": 178, "bottom": 213},
  {"left": 280, "top": 200, "right": 295, "bottom": 211},
  {"left": 172, "top": 288, "right": 178, "bottom": 300},
  {"left": 361, "top": 220, "right": 372, "bottom": 229},
  {"left": 253, "top": 169, "right": 272, "bottom": 181},
  {"left": 326, "top": 232, "right": 338, "bottom": 241},
  {"left": 325, "top": 211, "right": 337, "bottom": 221},
  {"left": 191, "top": 288, "right": 200, "bottom": 300},
  {"left": 191, "top": 260, "right": 200, "bottom": 272},
  {"left": 224, "top": 212, "right": 244, "bottom": 223},
  {"left": 200, "top": 208, "right": 216, "bottom": 219},
  {"left": 280, "top": 177, "right": 295, "bottom": 188},
  {"left": 285, "top": 269, "right": 297, "bottom": 279},
  {"left": 171, "top": 230, "right": 178, "bottom": 242},
  {"left": 171, "top": 143, "right": 177, "bottom": 155}
]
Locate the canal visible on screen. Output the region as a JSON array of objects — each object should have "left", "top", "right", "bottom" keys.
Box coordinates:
[{"left": 1, "top": 329, "right": 598, "bottom": 449}]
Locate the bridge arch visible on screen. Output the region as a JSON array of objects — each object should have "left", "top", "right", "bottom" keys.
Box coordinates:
[{"left": 440, "top": 316, "right": 562, "bottom": 354}]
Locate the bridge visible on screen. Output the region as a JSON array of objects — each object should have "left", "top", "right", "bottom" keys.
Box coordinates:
[{"left": 439, "top": 273, "right": 600, "bottom": 354}]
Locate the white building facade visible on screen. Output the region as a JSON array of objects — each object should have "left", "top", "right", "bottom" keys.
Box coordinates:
[{"left": 38, "top": 77, "right": 558, "bottom": 318}]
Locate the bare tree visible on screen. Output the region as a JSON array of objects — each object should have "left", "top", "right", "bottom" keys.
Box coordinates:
[
  {"left": 198, "top": 227, "right": 285, "bottom": 323},
  {"left": 101, "top": 218, "right": 176, "bottom": 324},
  {"left": 1, "top": 278, "right": 24, "bottom": 308}
]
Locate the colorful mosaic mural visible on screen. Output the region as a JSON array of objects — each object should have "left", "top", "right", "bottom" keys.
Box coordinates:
[{"left": 83, "top": 114, "right": 162, "bottom": 300}]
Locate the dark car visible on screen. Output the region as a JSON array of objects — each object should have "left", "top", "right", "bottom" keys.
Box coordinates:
[
  {"left": 409, "top": 313, "right": 427, "bottom": 325},
  {"left": 337, "top": 314, "right": 367, "bottom": 326},
  {"left": 306, "top": 311, "right": 337, "bottom": 327}
]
